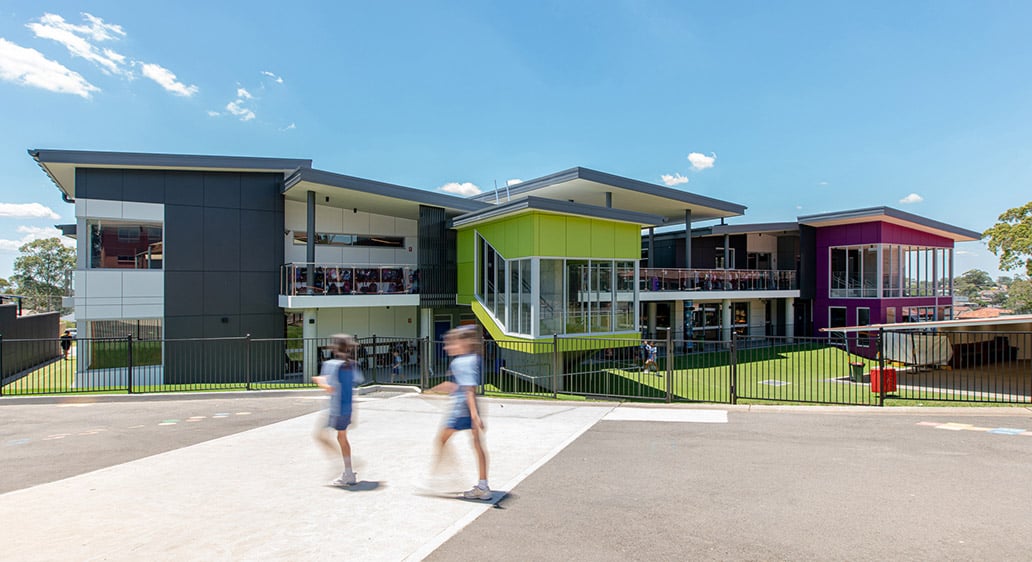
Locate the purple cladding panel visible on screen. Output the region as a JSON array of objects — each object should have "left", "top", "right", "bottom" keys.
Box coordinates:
[{"left": 814, "top": 221, "right": 956, "bottom": 338}]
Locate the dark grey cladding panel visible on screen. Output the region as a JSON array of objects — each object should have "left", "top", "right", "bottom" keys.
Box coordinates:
[
  {"left": 164, "top": 171, "right": 205, "bottom": 206},
  {"left": 203, "top": 271, "right": 240, "bottom": 316},
  {"left": 203, "top": 207, "right": 240, "bottom": 271},
  {"left": 204, "top": 173, "right": 241, "bottom": 208},
  {"left": 79, "top": 168, "right": 124, "bottom": 201},
  {"left": 240, "top": 173, "right": 283, "bottom": 212},
  {"left": 164, "top": 205, "right": 204, "bottom": 271},
  {"left": 123, "top": 170, "right": 164, "bottom": 203},
  {"left": 164, "top": 315, "right": 204, "bottom": 341},
  {"left": 239, "top": 271, "right": 278, "bottom": 314},
  {"left": 164, "top": 271, "right": 204, "bottom": 317},
  {"left": 240, "top": 210, "right": 283, "bottom": 272},
  {"left": 203, "top": 314, "right": 239, "bottom": 338},
  {"left": 240, "top": 313, "right": 283, "bottom": 339}
]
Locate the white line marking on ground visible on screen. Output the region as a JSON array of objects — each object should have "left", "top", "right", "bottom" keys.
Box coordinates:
[
  {"left": 603, "top": 407, "right": 728, "bottom": 423},
  {"left": 404, "top": 404, "right": 617, "bottom": 561}
]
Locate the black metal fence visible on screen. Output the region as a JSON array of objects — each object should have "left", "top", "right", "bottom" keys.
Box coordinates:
[{"left": 2, "top": 329, "right": 1030, "bottom": 406}]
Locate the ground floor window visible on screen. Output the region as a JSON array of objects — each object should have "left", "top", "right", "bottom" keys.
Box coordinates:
[
  {"left": 828, "top": 306, "right": 847, "bottom": 346},
  {"left": 857, "top": 307, "right": 871, "bottom": 347}
]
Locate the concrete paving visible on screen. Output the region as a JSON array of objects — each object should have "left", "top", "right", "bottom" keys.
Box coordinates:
[{"left": 2, "top": 391, "right": 1031, "bottom": 561}]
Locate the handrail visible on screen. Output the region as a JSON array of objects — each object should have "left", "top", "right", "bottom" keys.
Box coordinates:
[
  {"left": 639, "top": 268, "right": 797, "bottom": 292},
  {"left": 281, "top": 263, "right": 418, "bottom": 296}
]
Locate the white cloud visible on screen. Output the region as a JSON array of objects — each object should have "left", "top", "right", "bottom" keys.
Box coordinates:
[
  {"left": 139, "top": 62, "right": 198, "bottom": 96},
  {"left": 899, "top": 193, "right": 924, "bottom": 204},
  {"left": 818, "top": 181, "right": 829, "bottom": 186},
  {"left": 0, "top": 203, "right": 60, "bottom": 219},
  {"left": 955, "top": 250, "right": 973, "bottom": 256},
  {"left": 281, "top": 122, "right": 296, "bottom": 131},
  {"left": 261, "top": 70, "right": 283, "bottom": 84},
  {"left": 206, "top": 110, "right": 220, "bottom": 117},
  {"left": 0, "top": 38, "right": 99, "bottom": 98},
  {"left": 226, "top": 99, "right": 255, "bottom": 121},
  {"left": 0, "top": 225, "right": 70, "bottom": 252},
  {"left": 236, "top": 87, "right": 252, "bottom": 99},
  {"left": 439, "top": 182, "right": 481, "bottom": 196},
  {"left": 506, "top": 179, "right": 522, "bottom": 186},
  {"left": 26, "top": 12, "right": 127, "bottom": 75},
  {"left": 687, "top": 152, "right": 716, "bottom": 170},
  {"left": 661, "top": 173, "right": 689, "bottom": 186}
]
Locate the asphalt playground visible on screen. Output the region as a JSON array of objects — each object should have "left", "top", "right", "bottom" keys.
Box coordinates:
[{"left": 2, "top": 390, "right": 1031, "bottom": 561}]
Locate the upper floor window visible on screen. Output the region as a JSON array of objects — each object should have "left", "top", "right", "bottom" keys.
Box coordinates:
[
  {"left": 831, "top": 244, "right": 952, "bottom": 299},
  {"left": 89, "top": 221, "right": 162, "bottom": 269},
  {"left": 293, "top": 232, "right": 404, "bottom": 248}
]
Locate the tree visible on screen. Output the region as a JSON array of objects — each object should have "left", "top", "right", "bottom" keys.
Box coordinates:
[
  {"left": 953, "top": 269, "right": 994, "bottom": 300},
  {"left": 12, "top": 238, "right": 75, "bottom": 313},
  {"left": 0, "top": 277, "right": 9, "bottom": 293},
  {"left": 1005, "top": 277, "right": 1032, "bottom": 314},
  {"left": 984, "top": 201, "right": 1032, "bottom": 276}
]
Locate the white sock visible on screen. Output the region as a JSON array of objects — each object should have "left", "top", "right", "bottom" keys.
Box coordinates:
[
  {"left": 478, "top": 479, "right": 489, "bottom": 489},
  {"left": 343, "top": 457, "right": 353, "bottom": 472}
]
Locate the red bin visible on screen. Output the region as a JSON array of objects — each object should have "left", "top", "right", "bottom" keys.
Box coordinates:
[{"left": 870, "top": 367, "right": 897, "bottom": 393}]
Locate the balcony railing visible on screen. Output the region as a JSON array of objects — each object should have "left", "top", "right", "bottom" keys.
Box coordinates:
[
  {"left": 281, "top": 263, "right": 418, "bottom": 296},
  {"left": 640, "top": 268, "right": 797, "bottom": 292}
]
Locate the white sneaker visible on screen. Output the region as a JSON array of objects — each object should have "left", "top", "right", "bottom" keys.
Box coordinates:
[
  {"left": 330, "top": 471, "right": 357, "bottom": 487},
  {"left": 462, "top": 485, "right": 492, "bottom": 500}
]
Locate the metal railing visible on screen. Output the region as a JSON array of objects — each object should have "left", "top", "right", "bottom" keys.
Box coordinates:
[
  {"left": 3, "top": 329, "right": 1029, "bottom": 406},
  {"left": 640, "top": 268, "right": 797, "bottom": 292},
  {"left": 280, "top": 263, "right": 418, "bottom": 296}
]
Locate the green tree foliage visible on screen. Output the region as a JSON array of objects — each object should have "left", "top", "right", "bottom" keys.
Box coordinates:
[
  {"left": 12, "top": 238, "right": 75, "bottom": 313},
  {"left": 984, "top": 201, "right": 1032, "bottom": 276},
  {"left": 953, "top": 269, "right": 994, "bottom": 300},
  {"left": 0, "top": 277, "right": 10, "bottom": 293},
  {"left": 1005, "top": 277, "right": 1032, "bottom": 314}
]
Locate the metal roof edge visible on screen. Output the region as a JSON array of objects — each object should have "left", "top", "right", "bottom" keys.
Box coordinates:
[
  {"left": 451, "top": 195, "right": 667, "bottom": 228},
  {"left": 284, "top": 168, "right": 490, "bottom": 213},
  {"left": 29, "top": 148, "right": 312, "bottom": 171},
  {"left": 798, "top": 206, "right": 982, "bottom": 241}
]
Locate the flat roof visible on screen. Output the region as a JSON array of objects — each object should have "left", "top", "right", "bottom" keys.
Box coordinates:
[
  {"left": 473, "top": 167, "right": 747, "bottom": 223},
  {"left": 283, "top": 167, "right": 488, "bottom": 220},
  {"left": 30, "top": 148, "right": 312, "bottom": 200},
  {"left": 821, "top": 314, "right": 1032, "bottom": 333},
  {"left": 450, "top": 195, "right": 666, "bottom": 228},
  {"left": 798, "top": 206, "right": 981, "bottom": 242}
]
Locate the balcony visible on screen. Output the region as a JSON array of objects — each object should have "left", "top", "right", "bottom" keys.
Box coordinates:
[
  {"left": 639, "top": 268, "right": 798, "bottom": 299},
  {"left": 278, "top": 263, "right": 420, "bottom": 309}
]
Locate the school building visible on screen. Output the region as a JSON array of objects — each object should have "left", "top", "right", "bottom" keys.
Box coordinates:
[{"left": 30, "top": 149, "right": 980, "bottom": 379}]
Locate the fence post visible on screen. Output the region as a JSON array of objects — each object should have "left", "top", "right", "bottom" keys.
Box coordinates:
[
  {"left": 552, "top": 333, "right": 559, "bottom": 399},
  {"left": 127, "top": 334, "right": 134, "bottom": 394},
  {"left": 245, "top": 334, "right": 252, "bottom": 391},
  {"left": 372, "top": 335, "right": 378, "bottom": 384},
  {"left": 0, "top": 334, "right": 4, "bottom": 396},
  {"left": 665, "top": 327, "right": 673, "bottom": 403},
  {"left": 878, "top": 328, "right": 885, "bottom": 407},
  {"left": 420, "top": 336, "right": 429, "bottom": 390},
  {"left": 729, "top": 333, "right": 737, "bottom": 404}
]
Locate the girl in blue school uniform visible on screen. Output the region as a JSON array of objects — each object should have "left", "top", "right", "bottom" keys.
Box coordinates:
[{"left": 314, "top": 334, "right": 364, "bottom": 487}]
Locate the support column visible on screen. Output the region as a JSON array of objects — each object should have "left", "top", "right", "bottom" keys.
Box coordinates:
[
  {"left": 648, "top": 227, "right": 655, "bottom": 268},
  {"left": 721, "top": 299, "right": 732, "bottom": 343},
  {"left": 306, "top": 190, "right": 316, "bottom": 295},
  {"left": 647, "top": 302, "right": 657, "bottom": 338},
  {"left": 605, "top": 192, "right": 612, "bottom": 208},
  {"left": 723, "top": 233, "right": 730, "bottom": 270},
  {"left": 784, "top": 298, "right": 795, "bottom": 343},
  {"left": 303, "top": 308, "right": 318, "bottom": 383},
  {"left": 673, "top": 300, "right": 685, "bottom": 341},
  {"left": 420, "top": 308, "right": 432, "bottom": 340},
  {"left": 684, "top": 209, "right": 692, "bottom": 269}
]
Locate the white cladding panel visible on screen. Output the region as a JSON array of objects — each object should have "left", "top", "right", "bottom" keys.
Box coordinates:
[{"left": 315, "top": 306, "right": 418, "bottom": 339}]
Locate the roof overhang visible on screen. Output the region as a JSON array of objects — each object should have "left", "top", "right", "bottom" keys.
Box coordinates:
[
  {"left": 450, "top": 195, "right": 666, "bottom": 229},
  {"left": 29, "top": 149, "right": 312, "bottom": 200},
  {"left": 821, "top": 314, "right": 1032, "bottom": 333},
  {"left": 282, "top": 168, "right": 489, "bottom": 220},
  {"left": 798, "top": 207, "right": 981, "bottom": 242},
  {"left": 472, "top": 167, "right": 746, "bottom": 223}
]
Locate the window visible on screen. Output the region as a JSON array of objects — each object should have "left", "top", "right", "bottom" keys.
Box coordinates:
[
  {"left": 89, "top": 221, "right": 162, "bottom": 269},
  {"left": 828, "top": 307, "right": 847, "bottom": 346},
  {"left": 733, "top": 302, "right": 750, "bottom": 336},
  {"left": 293, "top": 232, "right": 404, "bottom": 247},
  {"left": 715, "top": 248, "right": 735, "bottom": 269},
  {"left": 857, "top": 307, "right": 871, "bottom": 347}
]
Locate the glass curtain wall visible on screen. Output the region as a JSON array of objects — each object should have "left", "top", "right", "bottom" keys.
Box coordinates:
[{"left": 832, "top": 244, "right": 953, "bottom": 299}]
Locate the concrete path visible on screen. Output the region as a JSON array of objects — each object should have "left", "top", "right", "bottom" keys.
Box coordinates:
[{"left": 0, "top": 392, "right": 626, "bottom": 561}]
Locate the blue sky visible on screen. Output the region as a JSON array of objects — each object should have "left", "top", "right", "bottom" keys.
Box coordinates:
[{"left": 0, "top": 1, "right": 1029, "bottom": 280}]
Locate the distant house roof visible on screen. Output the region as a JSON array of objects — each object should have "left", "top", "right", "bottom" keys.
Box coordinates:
[{"left": 956, "top": 307, "right": 1013, "bottom": 319}]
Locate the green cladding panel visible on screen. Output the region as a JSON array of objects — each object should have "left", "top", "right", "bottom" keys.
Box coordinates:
[{"left": 456, "top": 229, "right": 475, "bottom": 304}]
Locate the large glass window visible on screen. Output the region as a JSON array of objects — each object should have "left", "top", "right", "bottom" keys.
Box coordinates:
[
  {"left": 293, "top": 232, "right": 404, "bottom": 247},
  {"left": 834, "top": 243, "right": 953, "bottom": 299},
  {"left": 615, "top": 261, "right": 636, "bottom": 331},
  {"left": 89, "top": 221, "right": 162, "bottom": 269},
  {"left": 539, "top": 259, "right": 563, "bottom": 335}
]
